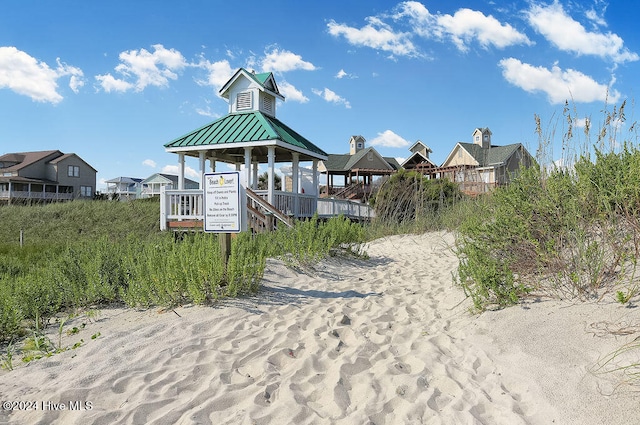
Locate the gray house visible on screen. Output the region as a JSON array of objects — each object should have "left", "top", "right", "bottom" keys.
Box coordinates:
[{"left": 0, "top": 150, "right": 97, "bottom": 205}]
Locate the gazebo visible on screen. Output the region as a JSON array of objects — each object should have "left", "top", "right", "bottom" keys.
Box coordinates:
[{"left": 161, "top": 68, "right": 329, "bottom": 230}]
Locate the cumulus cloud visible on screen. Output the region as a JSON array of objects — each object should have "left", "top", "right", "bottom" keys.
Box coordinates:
[
  {"left": 0, "top": 46, "right": 84, "bottom": 103},
  {"left": 278, "top": 81, "right": 309, "bottom": 103},
  {"left": 329, "top": 2, "right": 531, "bottom": 56},
  {"left": 161, "top": 164, "right": 200, "bottom": 180},
  {"left": 434, "top": 8, "right": 533, "bottom": 51},
  {"left": 193, "top": 57, "right": 234, "bottom": 91},
  {"left": 260, "top": 47, "right": 316, "bottom": 72},
  {"left": 312, "top": 88, "right": 351, "bottom": 108},
  {"left": 369, "top": 130, "right": 410, "bottom": 148},
  {"left": 142, "top": 159, "right": 157, "bottom": 168},
  {"left": 327, "top": 16, "right": 418, "bottom": 57},
  {"left": 499, "top": 58, "right": 620, "bottom": 104},
  {"left": 96, "top": 44, "right": 187, "bottom": 93},
  {"left": 527, "top": 2, "right": 638, "bottom": 64}
]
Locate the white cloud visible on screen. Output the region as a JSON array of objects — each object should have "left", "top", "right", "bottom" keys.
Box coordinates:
[
  {"left": 397, "top": 2, "right": 532, "bottom": 52},
  {"left": 194, "top": 57, "right": 234, "bottom": 91},
  {"left": 278, "top": 81, "right": 309, "bottom": 103},
  {"left": 369, "top": 130, "right": 410, "bottom": 148},
  {"left": 312, "top": 88, "right": 351, "bottom": 108},
  {"left": 335, "top": 69, "right": 357, "bottom": 79},
  {"left": 95, "top": 74, "right": 133, "bottom": 93},
  {"left": 527, "top": 3, "right": 638, "bottom": 64},
  {"left": 96, "top": 44, "right": 187, "bottom": 93},
  {"left": 435, "top": 8, "right": 533, "bottom": 51},
  {"left": 161, "top": 164, "right": 200, "bottom": 180},
  {"left": 260, "top": 47, "right": 316, "bottom": 72},
  {"left": 327, "top": 17, "right": 418, "bottom": 57},
  {"left": 499, "top": 58, "right": 620, "bottom": 104},
  {"left": 142, "top": 159, "right": 157, "bottom": 168},
  {"left": 0, "top": 46, "right": 84, "bottom": 103}
]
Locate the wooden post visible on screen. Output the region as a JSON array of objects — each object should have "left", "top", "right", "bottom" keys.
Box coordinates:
[
  {"left": 220, "top": 232, "right": 232, "bottom": 275},
  {"left": 20, "top": 229, "right": 24, "bottom": 248}
]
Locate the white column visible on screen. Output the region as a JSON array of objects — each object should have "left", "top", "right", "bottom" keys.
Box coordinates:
[
  {"left": 198, "top": 151, "right": 206, "bottom": 189},
  {"left": 210, "top": 158, "right": 216, "bottom": 172},
  {"left": 178, "top": 153, "right": 185, "bottom": 190},
  {"left": 244, "top": 147, "right": 252, "bottom": 189},
  {"left": 292, "top": 153, "right": 300, "bottom": 217},
  {"left": 312, "top": 159, "right": 319, "bottom": 196},
  {"left": 252, "top": 161, "right": 259, "bottom": 190},
  {"left": 267, "top": 146, "right": 275, "bottom": 204}
]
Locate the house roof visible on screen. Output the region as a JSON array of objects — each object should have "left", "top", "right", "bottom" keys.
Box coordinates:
[
  {"left": 141, "top": 173, "right": 198, "bottom": 186},
  {"left": 0, "top": 150, "right": 62, "bottom": 172},
  {"left": 106, "top": 177, "right": 143, "bottom": 184},
  {"left": 164, "top": 110, "right": 328, "bottom": 160},
  {"left": 456, "top": 142, "right": 524, "bottom": 167},
  {"left": 402, "top": 151, "right": 436, "bottom": 169},
  {"left": 218, "top": 68, "right": 284, "bottom": 101},
  {"left": 322, "top": 147, "right": 400, "bottom": 173},
  {"left": 49, "top": 153, "right": 98, "bottom": 172}
]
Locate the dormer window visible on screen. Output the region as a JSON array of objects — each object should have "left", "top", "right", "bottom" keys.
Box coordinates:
[
  {"left": 236, "top": 91, "right": 252, "bottom": 110},
  {"left": 357, "top": 142, "right": 363, "bottom": 149}
]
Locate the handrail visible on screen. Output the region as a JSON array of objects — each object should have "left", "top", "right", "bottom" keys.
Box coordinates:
[{"left": 245, "top": 188, "right": 293, "bottom": 228}]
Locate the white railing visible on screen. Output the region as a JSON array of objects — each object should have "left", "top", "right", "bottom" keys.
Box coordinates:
[
  {"left": 252, "top": 190, "right": 317, "bottom": 218},
  {"left": 0, "top": 190, "right": 74, "bottom": 201},
  {"left": 317, "top": 198, "right": 375, "bottom": 219},
  {"left": 160, "top": 188, "right": 374, "bottom": 230},
  {"left": 160, "top": 187, "right": 204, "bottom": 230}
]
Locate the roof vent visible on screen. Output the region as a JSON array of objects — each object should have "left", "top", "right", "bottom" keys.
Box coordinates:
[{"left": 236, "top": 91, "right": 252, "bottom": 110}]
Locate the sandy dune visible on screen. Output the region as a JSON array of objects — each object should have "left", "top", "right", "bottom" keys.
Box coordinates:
[{"left": 1, "top": 231, "right": 639, "bottom": 424}]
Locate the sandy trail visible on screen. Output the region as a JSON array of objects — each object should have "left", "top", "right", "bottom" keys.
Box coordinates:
[{"left": 1, "top": 231, "right": 639, "bottom": 424}]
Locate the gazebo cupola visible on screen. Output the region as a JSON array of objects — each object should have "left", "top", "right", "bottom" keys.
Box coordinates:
[{"left": 219, "top": 69, "right": 285, "bottom": 118}]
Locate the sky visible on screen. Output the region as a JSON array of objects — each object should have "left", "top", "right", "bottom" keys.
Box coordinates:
[{"left": 1, "top": 0, "right": 639, "bottom": 190}]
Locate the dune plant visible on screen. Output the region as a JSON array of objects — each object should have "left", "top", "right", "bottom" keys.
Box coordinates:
[{"left": 455, "top": 101, "right": 640, "bottom": 310}]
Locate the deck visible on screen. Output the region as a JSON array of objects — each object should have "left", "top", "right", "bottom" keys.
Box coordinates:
[{"left": 160, "top": 188, "right": 374, "bottom": 231}]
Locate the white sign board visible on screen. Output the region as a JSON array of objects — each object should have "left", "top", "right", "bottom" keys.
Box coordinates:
[{"left": 203, "top": 172, "right": 244, "bottom": 233}]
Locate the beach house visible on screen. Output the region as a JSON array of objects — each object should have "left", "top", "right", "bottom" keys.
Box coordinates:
[
  {"left": 401, "top": 140, "right": 438, "bottom": 178},
  {"left": 319, "top": 135, "right": 401, "bottom": 201},
  {"left": 0, "top": 150, "right": 96, "bottom": 205},
  {"left": 438, "top": 128, "right": 535, "bottom": 195}
]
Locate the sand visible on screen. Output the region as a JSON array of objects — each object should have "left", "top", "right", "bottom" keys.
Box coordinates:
[{"left": 1, "top": 231, "right": 639, "bottom": 424}]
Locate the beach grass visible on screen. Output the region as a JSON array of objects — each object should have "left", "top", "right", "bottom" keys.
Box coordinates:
[{"left": 0, "top": 200, "right": 367, "bottom": 344}]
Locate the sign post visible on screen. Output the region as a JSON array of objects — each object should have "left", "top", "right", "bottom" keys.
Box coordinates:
[{"left": 203, "top": 172, "right": 245, "bottom": 276}]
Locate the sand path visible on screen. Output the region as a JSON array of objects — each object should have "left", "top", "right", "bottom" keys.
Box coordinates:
[{"left": 1, "top": 231, "right": 639, "bottom": 424}]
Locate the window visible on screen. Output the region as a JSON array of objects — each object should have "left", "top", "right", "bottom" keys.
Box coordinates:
[
  {"left": 357, "top": 142, "right": 363, "bottom": 149},
  {"left": 475, "top": 136, "right": 480, "bottom": 142},
  {"left": 80, "top": 186, "right": 92, "bottom": 197},
  {"left": 68, "top": 165, "right": 79, "bottom": 177}
]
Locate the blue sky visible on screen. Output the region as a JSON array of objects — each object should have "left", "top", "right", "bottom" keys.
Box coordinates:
[{"left": 1, "top": 0, "right": 638, "bottom": 189}]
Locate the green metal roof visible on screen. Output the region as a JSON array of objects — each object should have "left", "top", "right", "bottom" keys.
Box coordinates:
[{"left": 164, "top": 111, "right": 327, "bottom": 158}]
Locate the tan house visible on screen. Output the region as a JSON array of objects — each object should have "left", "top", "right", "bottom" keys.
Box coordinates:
[
  {"left": 0, "top": 150, "right": 97, "bottom": 205},
  {"left": 439, "top": 128, "right": 535, "bottom": 195},
  {"left": 319, "top": 135, "right": 401, "bottom": 200}
]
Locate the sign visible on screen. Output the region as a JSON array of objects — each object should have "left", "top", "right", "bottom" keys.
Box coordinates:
[{"left": 203, "top": 172, "right": 244, "bottom": 233}]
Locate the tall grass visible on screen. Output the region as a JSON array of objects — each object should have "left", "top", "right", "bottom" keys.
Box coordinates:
[
  {"left": 0, "top": 200, "right": 366, "bottom": 342},
  {"left": 455, "top": 101, "right": 640, "bottom": 310}
]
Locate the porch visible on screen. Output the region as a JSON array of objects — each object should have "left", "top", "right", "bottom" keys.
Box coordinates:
[{"left": 159, "top": 188, "right": 374, "bottom": 231}]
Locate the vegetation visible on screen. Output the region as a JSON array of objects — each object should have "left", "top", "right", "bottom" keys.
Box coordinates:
[
  {"left": 455, "top": 101, "right": 640, "bottom": 311},
  {"left": 0, "top": 199, "right": 366, "bottom": 348}
]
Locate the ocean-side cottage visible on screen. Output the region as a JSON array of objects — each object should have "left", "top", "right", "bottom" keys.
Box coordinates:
[
  {"left": 439, "top": 128, "right": 535, "bottom": 195},
  {"left": 161, "top": 68, "right": 332, "bottom": 230},
  {"left": 319, "top": 135, "right": 401, "bottom": 201}
]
